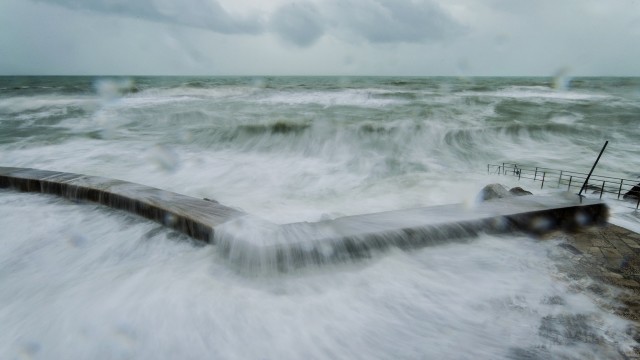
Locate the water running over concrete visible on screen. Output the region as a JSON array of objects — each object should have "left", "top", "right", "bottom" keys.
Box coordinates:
[{"left": 1, "top": 166, "right": 608, "bottom": 273}]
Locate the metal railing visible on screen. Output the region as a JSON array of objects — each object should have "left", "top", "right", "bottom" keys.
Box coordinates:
[{"left": 487, "top": 162, "right": 640, "bottom": 209}]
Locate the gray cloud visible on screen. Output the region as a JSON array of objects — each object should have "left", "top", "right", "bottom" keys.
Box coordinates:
[
  {"left": 331, "top": 0, "right": 464, "bottom": 43},
  {"left": 30, "top": 0, "right": 463, "bottom": 48},
  {"left": 270, "top": 3, "right": 324, "bottom": 47},
  {"left": 32, "top": 0, "right": 264, "bottom": 34},
  {"left": 267, "top": 0, "right": 463, "bottom": 47}
]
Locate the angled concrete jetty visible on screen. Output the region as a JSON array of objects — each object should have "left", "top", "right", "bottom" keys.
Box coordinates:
[
  {"left": 1, "top": 166, "right": 608, "bottom": 272},
  {"left": 0, "top": 166, "right": 245, "bottom": 242},
  {"left": 215, "top": 194, "right": 608, "bottom": 272}
]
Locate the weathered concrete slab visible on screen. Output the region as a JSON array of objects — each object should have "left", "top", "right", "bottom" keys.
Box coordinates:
[
  {"left": 1, "top": 166, "right": 609, "bottom": 272},
  {"left": 555, "top": 224, "right": 640, "bottom": 358},
  {"left": 0, "top": 166, "right": 245, "bottom": 242},
  {"left": 215, "top": 193, "right": 608, "bottom": 272}
]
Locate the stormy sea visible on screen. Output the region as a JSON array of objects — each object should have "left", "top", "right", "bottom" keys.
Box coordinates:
[{"left": 1, "top": 76, "right": 640, "bottom": 359}]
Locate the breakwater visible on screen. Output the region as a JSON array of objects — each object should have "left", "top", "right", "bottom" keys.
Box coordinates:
[{"left": 1, "top": 166, "right": 608, "bottom": 272}]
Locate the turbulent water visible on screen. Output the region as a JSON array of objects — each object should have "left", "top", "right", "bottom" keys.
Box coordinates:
[{"left": 1, "top": 76, "right": 640, "bottom": 359}]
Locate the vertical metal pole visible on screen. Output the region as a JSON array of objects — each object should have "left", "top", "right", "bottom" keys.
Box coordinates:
[
  {"left": 568, "top": 176, "right": 572, "bottom": 191},
  {"left": 502, "top": 163, "right": 505, "bottom": 175},
  {"left": 534, "top": 167, "right": 538, "bottom": 181},
  {"left": 487, "top": 164, "right": 490, "bottom": 174},
  {"left": 637, "top": 196, "right": 639, "bottom": 210},
  {"left": 600, "top": 181, "right": 605, "bottom": 199},
  {"left": 518, "top": 170, "right": 521, "bottom": 180},
  {"left": 578, "top": 141, "right": 609, "bottom": 196},
  {"left": 618, "top": 179, "right": 623, "bottom": 199},
  {"left": 558, "top": 171, "right": 563, "bottom": 187},
  {"left": 541, "top": 172, "right": 545, "bottom": 189}
]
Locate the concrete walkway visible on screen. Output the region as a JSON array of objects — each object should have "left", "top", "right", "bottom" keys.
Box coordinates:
[
  {"left": 1, "top": 166, "right": 609, "bottom": 272},
  {"left": 558, "top": 223, "right": 640, "bottom": 358}
]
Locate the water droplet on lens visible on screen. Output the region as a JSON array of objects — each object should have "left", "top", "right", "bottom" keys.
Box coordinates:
[
  {"left": 575, "top": 211, "right": 590, "bottom": 226},
  {"left": 456, "top": 58, "right": 471, "bottom": 77},
  {"left": 149, "top": 144, "right": 180, "bottom": 173},
  {"left": 178, "top": 129, "right": 193, "bottom": 143},
  {"left": 251, "top": 78, "right": 266, "bottom": 88},
  {"left": 94, "top": 78, "right": 136, "bottom": 101},
  {"left": 531, "top": 216, "right": 552, "bottom": 232},
  {"left": 19, "top": 341, "right": 41, "bottom": 358},
  {"left": 67, "top": 233, "right": 88, "bottom": 248},
  {"left": 164, "top": 213, "right": 177, "bottom": 226},
  {"left": 552, "top": 67, "right": 572, "bottom": 91},
  {"left": 114, "top": 323, "right": 137, "bottom": 348}
]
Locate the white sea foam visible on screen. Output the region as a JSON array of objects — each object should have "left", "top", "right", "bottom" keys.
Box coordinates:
[
  {"left": 0, "top": 96, "right": 98, "bottom": 114},
  {"left": 111, "top": 94, "right": 200, "bottom": 108},
  {"left": 257, "top": 89, "right": 408, "bottom": 107},
  {"left": 464, "top": 86, "right": 613, "bottom": 102},
  {"left": 1, "top": 77, "right": 640, "bottom": 358},
  {"left": 137, "top": 85, "right": 259, "bottom": 101},
  {"left": 549, "top": 113, "right": 583, "bottom": 125},
  {"left": 0, "top": 191, "right": 634, "bottom": 359}
]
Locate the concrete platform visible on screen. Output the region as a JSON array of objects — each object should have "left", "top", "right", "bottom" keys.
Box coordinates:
[
  {"left": 215, "top": 193, "right": 608, "bottom": 272},
  {"left": 0, "top": 166, "right": 609, "bottom": 272},
  {"left": 554, "top": 224, "right": 640, "bottom": 358},
  {"left": 0, "top": 166, "right": 245, "bottom": 242}
]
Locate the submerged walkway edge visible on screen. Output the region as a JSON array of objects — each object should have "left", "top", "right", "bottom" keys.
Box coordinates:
[
  {"left": 0, "top": 166, "right": 610, "bottom": 270},
  {"left": 0, "top": 166, "right": 246, "bottom": 242}
]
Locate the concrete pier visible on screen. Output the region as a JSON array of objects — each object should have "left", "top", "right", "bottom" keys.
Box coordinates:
[
  {"left": 216, "top": 193, "right": 608, "bottom": 271},
  {"left": 0, "top": 167, "right": 245, "bottom": 242},
  {"left": 0, "top": 166, "right": 609, "bottom": 271}
]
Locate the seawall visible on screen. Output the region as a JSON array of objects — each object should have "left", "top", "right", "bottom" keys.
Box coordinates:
[
  {"left": 0, "top": 166, "right": 609, "bottom": 271},
  {"left": 0, "top": 166, "right": 245, "bottom": 242}
]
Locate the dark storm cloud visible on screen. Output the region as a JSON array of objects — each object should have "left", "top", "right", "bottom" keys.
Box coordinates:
[
  {"left": 267, "top": 0, "right": 462, "bottom": 47},
  {"left": 32, "top": 0, "right": 264, "bottom": 34},
  {"left": 30, "top": 0, "right": 463, "bottom": 48},
  {"left": 270, "top": 3, "right": 325, "bottom": 47},
  {"left": 330, "top": 0, "right": 463, "bottom": 43}
]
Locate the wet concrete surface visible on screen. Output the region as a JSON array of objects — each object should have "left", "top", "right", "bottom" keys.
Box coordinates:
[
  {"left": 1, "top": 166, "right": 610, "bottom": 272},
  {"left": 554, "top": 223, "right": 640, "bottom": 358}
]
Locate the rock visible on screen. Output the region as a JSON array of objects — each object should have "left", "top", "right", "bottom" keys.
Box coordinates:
[
  {"left": 583, "top": 184, "right": 603, "bottom": 194},
  {"left": 584, "top": 184, "right": 601, "bottom": 191},
  {"left": 478, "top": 183, "right": 511, "bottom": 201},
  {"left": 478, "top": 184, "right": 532, "bottom": 202},
  {"left": 623, "top": 183, "right": 640, "bottom": 200},
  {"left": 509, "top": 187, "right": 533, "bottom": 196}
]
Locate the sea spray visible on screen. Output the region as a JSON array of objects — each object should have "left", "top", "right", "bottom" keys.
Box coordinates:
[
  {"left": 0, "top": 191, "right": 635, "bottom": 358},
  {"left": 2, "top": 76, "right": 640, "bottom": 358}
]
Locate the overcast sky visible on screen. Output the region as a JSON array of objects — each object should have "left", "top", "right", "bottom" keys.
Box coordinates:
[{"left": 1, "top": 0, "right": 639, "bottom": 76}]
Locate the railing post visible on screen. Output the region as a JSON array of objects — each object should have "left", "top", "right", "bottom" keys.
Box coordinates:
[
  {"left": 600, "top": 181, "right": 605, "bottom": 199},
  {"left": 487, "top": 164, "right": 490, "bottom": 174},
  {"left": 541, "top": 172, "right": 545, "bottom": 189},
  {"left": 637, "top": 196, "right": 639, "bottom": 210},
  {"left": 502, "top": 163, "right": 505, "bottom": 175},
  {"left": 618, "top": 179, "right": 624, "bottom": 199},
  {"left": 568, "top": 176, "right": 572, "bottom": 191},
  {"left": 578, "top": 141, "right": 608, "bottom": 196},
  {"left": 534, "top": 167, "right": 538, "bottom": 181},
  {"left": 558, "top": 171, "right": 563, "bottom": 187}
]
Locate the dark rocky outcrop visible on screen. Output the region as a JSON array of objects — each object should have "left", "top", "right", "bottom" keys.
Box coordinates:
[
  {"left": 509, "top": 187, "right": 533, "bottom": 196},
  {"left": 478, "top": 184, "right": 533, "bottom": 201},
  {"left": 623, "top": 183, "right": 640, "bottom": 200},
  {"left": 478, "top": 183, "right": 511, "bottom": 201}
]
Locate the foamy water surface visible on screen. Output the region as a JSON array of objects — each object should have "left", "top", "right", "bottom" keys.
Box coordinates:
[{"left": 1, "top": 76, "right": 640, "bottom": 359}]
